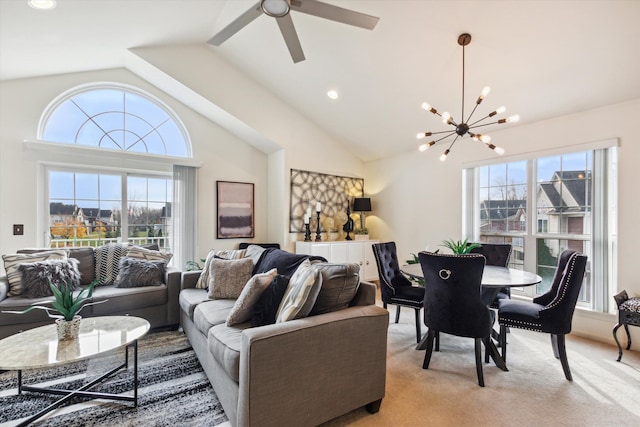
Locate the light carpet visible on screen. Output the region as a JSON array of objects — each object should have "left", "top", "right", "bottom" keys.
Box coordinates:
[{"left": 0, "top": 331, "right": 228, "bottom": 427}]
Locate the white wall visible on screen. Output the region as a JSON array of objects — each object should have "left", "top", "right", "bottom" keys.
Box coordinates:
[{"left": 365, "top": 99, "right": 640, "bottom": 345}]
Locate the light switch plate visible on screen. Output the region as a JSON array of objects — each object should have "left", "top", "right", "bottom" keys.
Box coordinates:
[{"left": 13, "top": 224, "right": 24, "bottom": 235}]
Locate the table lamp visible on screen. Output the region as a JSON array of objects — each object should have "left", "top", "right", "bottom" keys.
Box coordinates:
[{"left": 352, "top": 197, "right": 372, "bottom": 230}]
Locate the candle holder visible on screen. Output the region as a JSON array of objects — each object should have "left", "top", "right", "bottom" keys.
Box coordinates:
[
  {"left": 315, "top": 211, "right": 322, "bottom": 241},
  {"left": 304, "top": 222, "right": 312, "bottom": 241}
]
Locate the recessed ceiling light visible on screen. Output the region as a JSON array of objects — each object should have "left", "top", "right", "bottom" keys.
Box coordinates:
[
  {"left": 327, "top": 90, "right": 339, "bottom": 100},
  {"left": 28, "top": 0, "right": 57, "bottom": 10}
]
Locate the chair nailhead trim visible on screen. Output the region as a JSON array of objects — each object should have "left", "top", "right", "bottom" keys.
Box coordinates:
[{"left": 544, "top": 254, "right": 580, "bottom": 311}]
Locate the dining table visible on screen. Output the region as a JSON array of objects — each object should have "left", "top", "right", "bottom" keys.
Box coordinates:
[{"left": 400, "top": 263, "right": 542, "bottom": 371}]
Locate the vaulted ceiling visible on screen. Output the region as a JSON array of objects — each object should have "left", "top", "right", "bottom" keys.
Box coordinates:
[{"left": 2, "top": 0, "right": 639, "bottom": 162}]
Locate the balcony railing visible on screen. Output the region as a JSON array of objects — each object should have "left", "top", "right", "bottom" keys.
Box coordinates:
[{"left": 50, "top": 236, "right": 171, "bottom": 251}]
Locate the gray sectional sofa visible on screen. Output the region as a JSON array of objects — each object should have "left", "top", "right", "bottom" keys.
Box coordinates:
[
  {"left": 0, "top": 244, "right": 181, "bottom": 340},
  {"left": 179, "top": 246, "right": 389, "bottom": 427}
]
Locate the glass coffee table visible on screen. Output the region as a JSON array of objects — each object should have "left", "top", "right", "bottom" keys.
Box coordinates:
[{"left": 0, "top": 316, "right": 150, "bottom": 426}]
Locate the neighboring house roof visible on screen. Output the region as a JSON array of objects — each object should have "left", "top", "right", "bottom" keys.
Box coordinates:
[
  {"left": 48, "top": 203, "right": 113, "bottom": 221},
  {"left": 480, "top": 200, "right": 526, "bottom": 221},
  {"left": 538, "top": 170, "right": 591, "bottom": 213}
]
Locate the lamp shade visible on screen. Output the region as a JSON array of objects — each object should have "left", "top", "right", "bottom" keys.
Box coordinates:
[{"left": 353, "top": 197, "right": 372, "bottom": 212}]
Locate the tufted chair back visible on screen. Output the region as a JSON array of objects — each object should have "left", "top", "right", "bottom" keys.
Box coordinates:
[
  {"left": 418, "top": 251, "right": 491, "bottom": 339},
  {"left": 470, "top": 243, "right": 511, "bottom": 267},
  {"left": 372, "top": 242, "right": 413, "bottom": 303},
  {"left": 534, "top": 249, "right": 588, "bottom": 335}
]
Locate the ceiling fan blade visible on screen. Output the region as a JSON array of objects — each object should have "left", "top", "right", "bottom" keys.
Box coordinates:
[
  {"left": 207, "top": 2, "right": 263, "bottom": 46},
  {"left": 276, "top": 14, "right": 305, "bottom": 63},
  {"left": 291, "top": 0, "right": 379, "bottom": 30}
]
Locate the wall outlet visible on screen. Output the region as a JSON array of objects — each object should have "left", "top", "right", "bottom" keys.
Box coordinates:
[{"left": 13, "top": 224, "right": 24, "bottom": 235}]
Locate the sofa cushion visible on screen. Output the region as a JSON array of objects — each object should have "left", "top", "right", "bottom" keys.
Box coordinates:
[
  {"left": 3, "top": 250, "right": 68, "bottom": 296},
  {"left": 125, "top": 245, "right": 173, "bottom": 263},
  {"left": 310, "top": 263, "right": 360, "bottom": 315},
  {"left": 208, "top": 324, "right": 250, "bottom": 383},
  {"left": 94, "top": 243, "right": 129, "bottom": 286},
  {"left": 114, "top": 258, "right": 165, "bottom": 288},
  {"left": 251, "top": 274, "right": 290, "bottom": 327},
  {"left": 276, "top": 259, "right": 323, "bottom": 323},
  {"left": 195, "top": 249, "right": 248, "bottom": 289},
  {"left": 226, "top": 268, "right": 278, "bottom": 326},
  {"left": 17, "top": 247, "right": 95, "bottom": 286},
  {"left": 89, "top": 284, "right": 167, "bottom": 314},
  {"left": 179, "top": 288, "right": 210, "bottom": 320},
  {"left": 19, "top": 258, "right": 81, "bottom": 298},
  {"left": 0, "top": 294, "right": 57, "bottom": 325},
  {"left": 207, "top": 257, "right": 254, "bottom": 299},
  {"left": 193, "top": 299, "right": 237, "bottom": 336}
]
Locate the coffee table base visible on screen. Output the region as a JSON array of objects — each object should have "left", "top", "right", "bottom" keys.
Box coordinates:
[{"left": 16, "top": 339, "right": 139, "bottom": 427}]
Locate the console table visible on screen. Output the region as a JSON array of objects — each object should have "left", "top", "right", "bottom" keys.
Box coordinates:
[{"left": 296, "top": 240, "right": 379, "bottom": 281}]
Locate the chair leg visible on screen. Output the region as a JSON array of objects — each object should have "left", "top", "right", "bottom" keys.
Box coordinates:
[
  {"left": 475, "top": 338, "right": 485, "bottom": 387},
  {"left": 414, "top": 308, "right": 421, "bottom": 343},
  {"left": 395, "top": 306, "right": 401, "bottom": 323},
  {"left": 624, "top": 324, "right": 632, "bottom": 350},
  {"left": 500, "top": 325, "right": 508, "bottom": 363},
  {"left": 556, "top": 334, "right": 573, "bottom": 381},
  {"left": 484, "top": 337, "right": 490, "bottom": 364},
  {"left": 383, "top": 302, "right": 387, "bottom": 309},
  {"left": 551, "top": 334, "right": 560, "bottom": 359},
  {"left": 422, "top": 330, "right": 436, "bottom": 369},
  {"left": 435, "top": 331, "right": 440, "bottom": 352}
]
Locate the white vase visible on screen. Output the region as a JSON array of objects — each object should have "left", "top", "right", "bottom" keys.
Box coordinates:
[
  {"left": 55, "top": 315, "right": 82, "bottom": 341},
  {"left": 354, "top": 234, "right": 369, "bottom": 241}
]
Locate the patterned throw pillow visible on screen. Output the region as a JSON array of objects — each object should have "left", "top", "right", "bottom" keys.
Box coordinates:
[
  {"left": 195, "top": 249, "right": 248, "bottom": 289},
  {"left": 310, "top": 263, "right": 360, "bottom": 315},
  {"left": 251, "top": 274, "right": 290, "bottom": 327},
  {"left": 207, "top": 257, "right": 254, "bottom": 299},
  {"left": 2, "top": 250, "right": 68, "bottom": 296},
  {"left": 18, "top": 258, "right": 81, "bottom": 298},
  {"left": 276, "top": 259, "right": 323, "bottom": 323},
  {"left": 125, "top": 245, "right": 173, "bottom": 263},
  {"left": 114, "top": 257, "right": 166, "bottom": 288},
  {"left": 94, "top": 243, "right": 128, "bottom": 286},
  {"left": 226, "top": 268, "right": 278, "bottom": 326}
]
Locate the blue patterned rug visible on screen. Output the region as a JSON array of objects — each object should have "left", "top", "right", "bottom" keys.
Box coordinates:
[{"left": 0, "top": 331, "right": 228, "bottom": 426}]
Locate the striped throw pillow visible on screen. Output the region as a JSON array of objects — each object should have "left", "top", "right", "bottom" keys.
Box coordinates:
[
  {"left": 94, "top": 243, "right": 128, "bottom": 286},
  {"left": 125, "top": 246, "right": 173, "bottom": 263},
  {"left": 276, "top": 259, "right": 323, "bottom": 323},
  {"left": 2, "top": 250, "right": 68, "bottom": 296},
  {"left": 195, "top": 249, "right": 247, "bottom": 289}
]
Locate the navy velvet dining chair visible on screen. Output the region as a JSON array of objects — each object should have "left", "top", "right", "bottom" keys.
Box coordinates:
[
  {"left": 372, "top": 242, "right": 424, "bottom": 343},
  {"left": 418, "top": 251, "right": 492, "bottom": 387},
  {"left": 469, "top": 243, "right": 512, "bottom": 307},
  {"left": 498, "top": 249, "right": 587, "bottom": 380}
]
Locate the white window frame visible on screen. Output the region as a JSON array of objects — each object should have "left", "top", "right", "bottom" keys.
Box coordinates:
[{"left": 463, "top": 139, "right": 618, "bottom": 313}]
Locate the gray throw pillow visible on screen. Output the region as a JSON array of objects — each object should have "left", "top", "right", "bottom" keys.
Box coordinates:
[
  {"left": 207, "top": 257, "right": 254, "bottom": 299},
  {"left": 114, "top": 257, "right": 165, "bottom": 288},
  {"left": 310, "top": 263, "right": 360, "bottom": 315},
  {"left": 226, "top": 268, "right": 278, "bottom": 326},
  {"left": 19, "top": 258, "right": 81, "bottom": 298}
]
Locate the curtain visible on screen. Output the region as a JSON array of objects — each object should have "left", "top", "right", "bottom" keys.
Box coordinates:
[{"left": 173, "top": 165, "right": 197, "bottom": 269}]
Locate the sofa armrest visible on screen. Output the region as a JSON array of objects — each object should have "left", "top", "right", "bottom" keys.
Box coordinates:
[
  {"left": 351, "top": 280, "right": 376, "bottom": 306},
  {"left": 237, "top": 304, "right": 389, "bottom": 427},
  {"left": 165, "top": 267, "right": 182, "bottom": 325},
  {"left": 0, "top": 277, "right": 7, "bottom": 302},
  {"left": 181, "top": 270, "right": 202, "bottom": 290}
]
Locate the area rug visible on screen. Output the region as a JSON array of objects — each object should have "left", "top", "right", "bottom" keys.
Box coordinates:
[{"left": 0, "top": 330, "right": 228, "bottom": 426}]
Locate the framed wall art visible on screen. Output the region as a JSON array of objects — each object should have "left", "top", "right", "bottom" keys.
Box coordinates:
[{"left": 216, "top": 181, "right": 254, "bottom": 239}]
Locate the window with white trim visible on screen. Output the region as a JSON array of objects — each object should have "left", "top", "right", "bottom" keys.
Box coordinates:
[
  {"left": 464, "top": 143, "right": 617, "bottom": 312},
  {"left": 40, "top": 83, "right": 191, "bottom": 255}
]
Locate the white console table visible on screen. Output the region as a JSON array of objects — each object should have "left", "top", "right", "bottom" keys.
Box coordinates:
[{"left": 295, "top": 240, "right": 379, "bottom": 282}]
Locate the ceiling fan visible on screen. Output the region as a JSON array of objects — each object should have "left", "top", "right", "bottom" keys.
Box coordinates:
[{"left": 207, "top": 0, "right": 380, "bottom": 63}]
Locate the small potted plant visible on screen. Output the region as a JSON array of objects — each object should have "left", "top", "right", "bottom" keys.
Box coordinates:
[
  {"left": 440, "top": 238, "right": 481, "bottom": 255},
  {"left": 354, "top": 228, "right": 369, "bottom": 240},
  {"left": 3, "top": 280, "right": 105, "bottom": 340}
]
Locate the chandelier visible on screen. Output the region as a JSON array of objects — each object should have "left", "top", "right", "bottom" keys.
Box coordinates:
[{"left": 417, "top": 33, "right": 520, "bottom": 161}]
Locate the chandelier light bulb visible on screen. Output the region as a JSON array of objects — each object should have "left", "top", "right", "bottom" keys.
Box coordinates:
[
  {"left": 421, "top": 102, "right": 431, "bottom": 110},
  {"left": 481, "top": 86, "right": 491, "bottom": 97},
  {"left": 496, "top": 106, "right": 506, "bottom": 114},
  {"left": 494, "top": 146, "right": 505, "bottom": 155},
  {"left": 480, "top": 134, "right": 491, "bottom": 143},
  {"left": 442, "top": 112, "right": 451, "bottom": 124},
  {"left": 507, "top": 114, "right": 520, "bottom": 123},
  {"left": 439, "top": 150, "right": 450, "bottom": 162},
  {"left": 417, "top": 132, "right": 425, "bottom": 139}
]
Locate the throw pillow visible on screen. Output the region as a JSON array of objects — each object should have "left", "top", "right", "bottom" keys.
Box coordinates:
[
  {"left": 244, "top": 244, "right": 267, "bottom": 268},
  {"left": 207, "top": 257, "right": 254, "bottom": 299},
  {"left": 226, "top": 268, "right": 278, "bottom": 326},
  {"left": 125, "top": 245, "right": 173, "bottom": 263},
  {"left": 310, "top": 263, "right": 361, "bottom": 315},
  {"left": 2, "top": 250, "right": 68, "bottom": 297},
  {"left": 275, "top": 259, "right": 323, "bottom": 323},
  {"left": 251, "top": 274, "right": 290, "bottom": 327},
  {"left": 114, "top": 257, "right": 166, "bottom": 288},
  {"left": 195, "top": 249, "right": 248, "bottom": 289},
  {"left": 94, "top": 243, "right": 128, "bottom": 286},
  {"left": 19, "top": 258, "right": 81, "bottom": 298}
]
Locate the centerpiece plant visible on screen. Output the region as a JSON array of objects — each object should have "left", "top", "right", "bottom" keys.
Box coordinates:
[{"left": 440, "top": 238, "right": 481, "bottom": 255}]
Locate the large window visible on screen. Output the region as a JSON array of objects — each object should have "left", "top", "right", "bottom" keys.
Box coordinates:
[
  {"left": 465, "top": 143, "right": 617, "bottom": 312},
  {"left": 39, "top": 83, "right": 193, "bottom": 259}
]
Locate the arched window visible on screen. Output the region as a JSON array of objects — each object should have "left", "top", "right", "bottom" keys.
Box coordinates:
[
  {"left": 39, "top": 83, "right": 195, "bottom": 264},
  {"left": 40, "top": 83, "right": 190, "bottom": 157}
]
